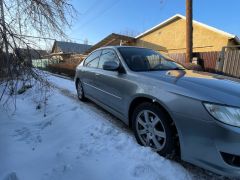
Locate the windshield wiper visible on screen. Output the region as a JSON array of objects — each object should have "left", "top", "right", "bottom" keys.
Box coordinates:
[
  {"left": 171, "top": 67, "right": 185, "bottom": 70},
  {"left": 149, "top": 67, "right": 185, "bottom": 71}
]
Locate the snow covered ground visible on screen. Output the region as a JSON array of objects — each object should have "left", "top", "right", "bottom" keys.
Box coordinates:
[{"left": 0, "top": 74, "right": 233, "bottom": 180}]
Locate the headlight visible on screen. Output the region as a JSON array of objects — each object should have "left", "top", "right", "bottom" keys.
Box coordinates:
[{"left": 203, "top": 103, "right": 240, "bottom": 127}]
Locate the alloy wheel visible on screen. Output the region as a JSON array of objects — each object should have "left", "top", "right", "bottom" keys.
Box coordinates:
[{"left": 136, "top": 110, "right": 166, "bottom": 151}]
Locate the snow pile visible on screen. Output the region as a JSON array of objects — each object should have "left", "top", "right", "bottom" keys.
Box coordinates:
[{"left": 0, "top": 78, "right": 193, "bottom": 180}]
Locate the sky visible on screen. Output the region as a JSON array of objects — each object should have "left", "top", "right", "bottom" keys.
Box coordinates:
[{"left": 66, "top": 0, "right": 240, "bottom": 45}]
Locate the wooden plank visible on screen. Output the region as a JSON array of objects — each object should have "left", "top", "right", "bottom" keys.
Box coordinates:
[
  {"left": 231, "top": 50, "right": 238, "bottom": 77},
  {"left": 199, "top": 51, "right": 219, "bottom": 72},
  {"left": 226, "top": 50, "right": 233, "bottom": 75},
  {"left": 223, "top": 49, "right": 240, "bottom": 78},
  {"left": 223, "top": 51, "right": 230, "bottom": 74},
  {"left": 231, "top": 50, "right": 237, "bottom": 76},
  {"left": 234, "top": 51, "right": 240, "bottom": 78},
  {"left": 229, "top": 50, "right": 237, "bottom": 76}
]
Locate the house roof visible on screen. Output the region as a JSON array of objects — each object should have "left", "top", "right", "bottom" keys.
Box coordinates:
[
  {"left": 84, "top": 33, "right": 136, "bottom": 54},
  {"left": 52, "top": 41, "right": 92, "bottom": 54},
  {"left": 135, "top": 14, "right": 240, "bottom": 44},
  {"left": 15, "top": 48, "right": 49, "bottom": 59}
]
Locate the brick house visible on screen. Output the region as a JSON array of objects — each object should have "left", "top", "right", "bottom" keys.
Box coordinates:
[
  {"left": 89, "top": 14, "right": 239, "bottom": 55},
  {"left": 135, "top": 14, "right": 240, "bottom": 53}
]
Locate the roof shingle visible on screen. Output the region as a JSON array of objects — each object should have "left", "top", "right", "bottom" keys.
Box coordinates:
[{"left": 53, "top": 41, "right": 92, "bottom": 54}]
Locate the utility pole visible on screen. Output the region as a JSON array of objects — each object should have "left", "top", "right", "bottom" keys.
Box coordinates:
[{"left": 186, "top": 0, "right": 193, "bottom": 63}]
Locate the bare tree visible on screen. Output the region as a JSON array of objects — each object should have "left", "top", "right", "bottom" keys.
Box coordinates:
[
  {"left": 119, "top": 29, "right": 139, "bottom": 37},
  {"left": 0, "top": 0, "right": 76, "bottom": 110}
]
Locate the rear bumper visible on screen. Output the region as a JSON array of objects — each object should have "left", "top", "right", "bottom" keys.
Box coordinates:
[{"left": 172, "top": 112, "right": 240, "bottom": 177}]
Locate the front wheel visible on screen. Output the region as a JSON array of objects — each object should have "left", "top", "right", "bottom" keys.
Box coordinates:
[
  {"left": 132, "top": 102, "right": 176, "bottom": 157},
  {"left": 76, "top": 79, "right": 86, "bottom": 101}
]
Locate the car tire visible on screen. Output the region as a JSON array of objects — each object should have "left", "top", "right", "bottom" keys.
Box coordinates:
[
  {"left": 76, "top": 79, "right": 86, "bottom": 101},
  {"left": 132, "top": 102, "right": 176, "bottom": 157}
]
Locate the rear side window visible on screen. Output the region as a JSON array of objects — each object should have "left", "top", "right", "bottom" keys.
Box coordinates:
[
  {"left": 84, "top": 50, "right": 101, "bottom": 68},
  {"left": 98, "top": 49, "right": 119, "bottom": 69}
]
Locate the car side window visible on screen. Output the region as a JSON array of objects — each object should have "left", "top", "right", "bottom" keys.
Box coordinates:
[
  {"left": 98, "top": 49, "right": 119, "bottom": 69},
  {"left": 84, "top": 50, "right": 101, "bottom": 68}
]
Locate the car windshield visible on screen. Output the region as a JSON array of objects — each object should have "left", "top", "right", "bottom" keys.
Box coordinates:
[{"left": 118, "top": 47, "right": 185, "bottom": 72}]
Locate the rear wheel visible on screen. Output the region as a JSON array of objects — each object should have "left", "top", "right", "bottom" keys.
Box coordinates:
[
  {"left": 76, "top": 79, "right": 86, "bottom": 101},
  {"left": 132, "top": 102, "right": 176, "bottom": 157}
]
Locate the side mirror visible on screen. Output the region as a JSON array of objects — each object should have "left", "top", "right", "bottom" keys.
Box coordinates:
[{"left": 102, "top": 60, "right": 120, "bottom": 71}]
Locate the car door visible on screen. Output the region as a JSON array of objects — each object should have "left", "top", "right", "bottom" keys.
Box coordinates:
[
  {"left": 94, "top": 49, "right": 127, "bottom": 114},
  {"left": 80, "top": 50, "right": 101, "bottom": 99}
]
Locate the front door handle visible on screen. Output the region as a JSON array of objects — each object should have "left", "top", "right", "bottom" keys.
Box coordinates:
[{"left": 95, "top": 73, "right": 100, "bottom": 76}]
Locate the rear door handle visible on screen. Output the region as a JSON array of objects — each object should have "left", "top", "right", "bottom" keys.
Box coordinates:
[{"left": 95, "top": 73, "right": 100, "bottom": 76}]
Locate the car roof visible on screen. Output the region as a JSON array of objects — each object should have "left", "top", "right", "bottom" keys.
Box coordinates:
[{"left": 95, "top": 46, "right": 152, "bottom": 51}]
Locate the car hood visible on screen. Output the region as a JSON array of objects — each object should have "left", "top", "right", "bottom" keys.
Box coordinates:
[{"left": 138, "top": 70, "right": 240, "bottom": 107}]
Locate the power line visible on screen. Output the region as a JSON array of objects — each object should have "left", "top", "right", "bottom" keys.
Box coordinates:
[
  {"left": 74, "top": 0, "right": 107, "bottom": 27},
  {"left": 81, "top": 0, "right": 100, "bottom": 15},
  {"left": 10, "top": 33, "right": 93, "bottom": 44},
  {"left": 13, "top": 34, "right": 56, "bottom": 41},
  {"left": 77, "top": 0, "right": 121, "bottom": 30},
  {"left": 5, "top": 1, "right": 123, "bottom": 45}
]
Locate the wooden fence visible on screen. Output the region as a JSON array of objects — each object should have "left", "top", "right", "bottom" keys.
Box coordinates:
[
  {"left": 198, "top": 51, "right": 221, "bottom": 72},
  {"left": 168, "top": 53, "right": 186, "bottom": 64},
  {"left": 222, "top": 49, "right": 240, "bottom": 78},
  {"left": 168, "top": 51, "right": 221, "bottom": 72}
]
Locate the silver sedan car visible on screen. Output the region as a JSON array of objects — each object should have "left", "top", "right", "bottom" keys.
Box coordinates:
[{"left": 75, "top": 46, "right": 240, "bottom": 177}]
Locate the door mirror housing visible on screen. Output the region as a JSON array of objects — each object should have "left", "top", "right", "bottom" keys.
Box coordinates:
[{"left": 102, "top": 60, "right": 120, "bottom": 71}]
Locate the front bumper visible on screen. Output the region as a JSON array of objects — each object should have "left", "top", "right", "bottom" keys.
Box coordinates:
[{"left": 172, "top": 112, "right": 240, "bottom": 177}]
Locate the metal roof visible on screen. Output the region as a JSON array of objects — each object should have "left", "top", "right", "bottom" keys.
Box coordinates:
[
  {"left": 52, "top": 41, "right": 92, "bottom": 54},
  {"left": 15, "top": 48, "right": 49, "bottom": 59}
]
